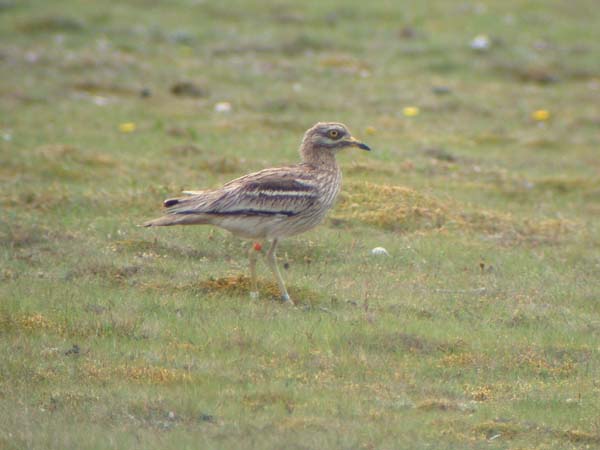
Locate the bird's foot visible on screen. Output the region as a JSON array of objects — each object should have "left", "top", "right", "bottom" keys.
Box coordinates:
[{"left": 249, "top": 291, "right": 259, "bottom": 300}]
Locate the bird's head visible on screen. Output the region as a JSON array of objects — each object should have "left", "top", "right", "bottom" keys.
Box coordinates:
[{"left": 300, "top": 122, "right": 370, "bottom": 163}]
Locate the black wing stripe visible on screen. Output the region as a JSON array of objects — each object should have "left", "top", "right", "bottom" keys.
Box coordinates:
[{"left": 175, "top": 209, "right": 298, "bottom": 217}]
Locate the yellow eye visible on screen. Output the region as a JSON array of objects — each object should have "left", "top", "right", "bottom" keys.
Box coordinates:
[{"left": 328, "top": 130, "right": 340, "bottom": 139}]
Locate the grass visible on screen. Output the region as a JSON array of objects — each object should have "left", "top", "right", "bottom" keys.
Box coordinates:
[{"left": 1, "top": 0, "right": 599, "bottom": 448}]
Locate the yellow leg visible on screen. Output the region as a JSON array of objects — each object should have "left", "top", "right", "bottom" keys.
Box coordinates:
[
  {"left": 266, "top": 239, "right": 293, "bottom": 305},
  {"left": 248, "top": 243, "right": 259, "bottom": 299}
]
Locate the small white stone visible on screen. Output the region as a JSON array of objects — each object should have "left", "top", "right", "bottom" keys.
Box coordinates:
[
  {"left": 168, "top": 411, "right": 175, "bottom": 420},
  {"left": 371, "top": 247, "right": 390, "bottom": 256},
  {"left": 214, "top": 101, "right": 232, "bottom": 113},
  {"left": 470, "top": 34, "right": 490, "bottom": 51},
  {"left": 249, "top": 291, "right": 259, "bottom": 299}
]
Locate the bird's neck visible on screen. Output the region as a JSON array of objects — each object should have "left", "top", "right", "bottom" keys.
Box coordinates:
[{"left": 300, "top": 146, "right": 338, "bottom": 170}]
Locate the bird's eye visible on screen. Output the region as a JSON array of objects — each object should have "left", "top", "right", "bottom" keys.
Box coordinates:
[{"left": 328, "top": 130, "right": 340, "bottom": 139}]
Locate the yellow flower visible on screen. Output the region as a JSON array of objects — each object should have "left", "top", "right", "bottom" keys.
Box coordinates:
[
  {"left": 119, "top": 122, "right": 136, "bottom": 133},
  {"left": 403, "top": 106, "right": 420, "bottom": 117},
  {"left": 365, "top": 126, "right": 377, "bottom": 135},
  {"left": 532, "top": 109, "right": 550, "bottom": 121}
]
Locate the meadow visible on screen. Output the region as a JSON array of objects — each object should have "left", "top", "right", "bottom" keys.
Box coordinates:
[{"left": 1, "top": 0, "right": 599, "bottom": 448}]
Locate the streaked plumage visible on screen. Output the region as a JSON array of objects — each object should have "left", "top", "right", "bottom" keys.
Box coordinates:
[{"left": 144, "top": 122, "right": 370, "bottom": 304}]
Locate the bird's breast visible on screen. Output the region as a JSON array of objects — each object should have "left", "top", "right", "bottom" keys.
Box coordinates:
[{"left": 317, "top": 167, "right": 342, "bottom": 208}]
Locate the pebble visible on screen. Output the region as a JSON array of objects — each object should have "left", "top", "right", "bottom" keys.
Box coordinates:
[
  {"left": 371, "top": 247, "right": 390, "bottom": 256},
  {"left": 470, "top": 34, "right": 490, "bottom": 51},
  {"left": 214, "top": 102, "right": 232, "bottom": 113}
]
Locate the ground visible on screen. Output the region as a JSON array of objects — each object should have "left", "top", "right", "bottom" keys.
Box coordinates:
[{"left": 1, "top": 0, "right": 599, "bottom": 449}]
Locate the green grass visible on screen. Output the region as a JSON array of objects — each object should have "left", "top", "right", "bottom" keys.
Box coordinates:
[{"left": 1, "top": 0, "right": 600, "bottom": 448}]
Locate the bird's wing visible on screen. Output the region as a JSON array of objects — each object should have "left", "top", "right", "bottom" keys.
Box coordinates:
[{"left": 165, "top": 165, "right": 320, "bottom": 217}]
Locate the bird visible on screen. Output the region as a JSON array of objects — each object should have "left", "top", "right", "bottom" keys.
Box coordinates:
[{"left": 143, "top": 122, "right": 371, "bottom": 305}]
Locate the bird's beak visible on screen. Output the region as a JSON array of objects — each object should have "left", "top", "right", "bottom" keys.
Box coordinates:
[{"left": 346, "top": 136, "right": 371, "bottom": 151}]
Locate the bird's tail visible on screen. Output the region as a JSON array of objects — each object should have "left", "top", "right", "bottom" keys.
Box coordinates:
[{"left": 142, "top": 190, "right": 216, "bottom": 227}]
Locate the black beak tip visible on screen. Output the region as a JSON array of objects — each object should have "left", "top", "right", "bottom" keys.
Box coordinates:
[{"left": 358, "top": 142, "right": 371, "bottom": 151}]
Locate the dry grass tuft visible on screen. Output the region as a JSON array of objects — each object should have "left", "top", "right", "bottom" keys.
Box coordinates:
[
  {"left": 514, "top": 349, "right": 577, "bottom": 377},
  {"left": 439, "top": 352, "right": 477, "bottom": 368},
  {"left": 319, "top": 54, "right": 370, "bottom": 74},
  {"left": 2, "top": 312, "right": 142, "bottom": 339},
  {"left": 562, "top": 429, "right": 600, "bottom": 445},
  {"left": 199, "top": 274, "right": 261, "bottom": 296},
  {"left": 468, "top": 385, "right": 493, "bottom": 402},
  {"left": 334, "top": 182, "right": 448, "bottom": 232},
  {"left": 72, "top": 80, "right": 141, "bottom": 97},
  {"left": 84, "top": 362, "right": 192, "bottom": 384},
  {"left": 3, "top": 313, "right": 66, "bottom": 335},
  {"left": 198, "top": 275, "right": 320, "bottom": 303},
  {"left": 334, "top": 181, "right": 577, "bottom": 244},
  {"left": 18, "top": 313, "right": 53, "bottom": 331},
  {"left": 474, "top": 420, "right": 521, "bottom": 439},
  {"left": 416, "top": 398, "right": 473, "bottom": 412}
]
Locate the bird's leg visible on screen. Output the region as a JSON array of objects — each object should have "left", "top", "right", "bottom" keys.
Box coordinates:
[
  {"left": 248, "top": 242, "right": 261, "bottom": 299},
  {"left": 266, "top": 239, "right": 293, "bottom": 305}
]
